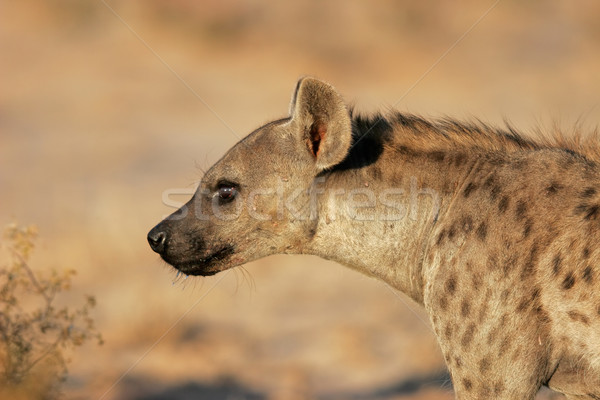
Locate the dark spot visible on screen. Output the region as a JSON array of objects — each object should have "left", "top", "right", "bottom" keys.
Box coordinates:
[
  {"left": 471, "top": 272, "right": 482, "bottom": 288},
  {"left": 477, "top": 298, "right": 489, "bottom": 324},
  {"left": 446, "top": 276, "right": 457, "bottom": 294},
  {"left": 453, "top": 153, "right": 467, "bottom": 167},
  {"left": 543, "top": 227, "right": 558, "bottom": 248},
  {"left": 489, "top": 185, "right": 502, "bottom": 201},
  {"left": 482, "top": 175, "right": 495, "bottom": 189},
  {"left": 370, "top": 166, "right": 383, "bottom": 180},
  {"left": 562, "top": 272, "right": 576, "bottom": 290},
  {"left": 462, "top": 378, "right": 473, "bottom": 391},
  {"left": 530, "top": 287, "right": 541, "bottom": 302},
  {"left": 438, "top": 296, "right": 448, "bottom": 311},
  {"left": 397, "top": 145, "right": 418, "bottom": 157},
  {"left": 488, "top": 155, "right": 507, "bottom": 166},
  {"left": 498, "top": 337, "right": 510, "bottom": 356},
  {"left": 463, "top": 182, "right": 477, "bottom": 198},
  {"left": 476, "top": 222, "right": 488, "bottom": 241},
  {"left": 581, "top": 187, "right": 597, "bottom": 198},
  {"left": 498, "top": 196, "right": 509, "bottom": 214},
  {"left": 487, "top": 254, "right": 498, "bottom": 271},
  {"left": 483, "top": 176, "right": 502, "bottom": 200},
  {"left": 545, "top": 181, "right": 563, "bottom": 196},
  {"left": 516, "top": 298, "right": 529, "bottom": 313},
  {"left": 521, "top": 245, "right": 539, "bottom": 279},
  {"left": 586, "top": 205, "right": 600, "bottom": 220},
  {"left": 436, "top": 230, "right": 446, "bottom": 246},
  {"left": 494, "top": 381, "right": 505, "bottom": 395},
  {"left": 552, "top": 255, "right": 562, "bottom": 276},
  {"left": 575, "top": 203, "right": 600, "bottom": 220},
  {"left": 461, "top": 216, "right": 474, "bottom": 233},
  {"left": 523, "top": 219, "right": 533, "bottom": 238},
  {"left": 515, "top": 200, "right": 527, "bottom": 220},
  {"left": 559, "top": 153, "right": 576, "bottom": 169},
  {"left": 535, "top": 305, "right": 551, "bottom": 323},
  {"left": 568, "top": 310, "right": 590, "bottom": 325},
  {"left": 501, "top": 254, "right": 517, "bottom": 276},
  {"left": 444, "top": 324, "right": 453, "bottom": 340},
  {"left": 583, "top": 247, "right": 591, "bottom": 259},
  {"left": 582, "top": 266, "right": 594, "bottom": 284},
  {"left": 487, "top": 327, "right": 497, "bottom": 345},
  {"left": 461, "top": 300, "right": 471, "bottom": 317},
  {"left": 447, "top": 225, "right": 457, "bottom": 240},
  {"left": 510, "top": 348, "right": 521, "bottom": 362},
  {"left": 461, "top": 324, "right": 475, "bottom": 348},
  {"left": 479, "top": 357, "right": 491, "bottom": 374},
  {"left": 510, "top": 158, "right": 528, "bottom": 170},
  {"left": 428, "top": 151, "right": 446, "bottom": 162}
]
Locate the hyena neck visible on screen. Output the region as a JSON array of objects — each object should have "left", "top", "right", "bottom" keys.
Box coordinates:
[{"left": 305, "top": 112, "right": 527, "bottom": 303}]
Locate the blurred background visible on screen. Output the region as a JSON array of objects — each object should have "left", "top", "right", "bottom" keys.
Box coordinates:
[{"left": 1, "top": 1, "right": 599, "bottom": 399}]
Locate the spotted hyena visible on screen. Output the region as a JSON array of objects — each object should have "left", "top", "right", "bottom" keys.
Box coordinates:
[{"left": 148, "top": 77, "right": 600, "bottom": 399}]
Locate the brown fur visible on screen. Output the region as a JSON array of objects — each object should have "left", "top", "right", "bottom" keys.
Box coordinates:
[{"left": 149, "top": 77, "right": 600, "bottom": 399}]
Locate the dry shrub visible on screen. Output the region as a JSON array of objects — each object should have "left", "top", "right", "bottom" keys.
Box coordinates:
[{"left": 0, "top": 224, "right": 103, "bottom": 399}]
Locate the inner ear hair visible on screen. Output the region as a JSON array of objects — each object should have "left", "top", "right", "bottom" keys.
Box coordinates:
[
  {"left": 309, "top": 120, "right": 326, "bottom": 157},
  {"left": 290, "top": 77, "right": 353, "bottom": 171}
]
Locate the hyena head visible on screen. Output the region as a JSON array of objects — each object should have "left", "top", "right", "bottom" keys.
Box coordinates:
[{"left": 148, "top": 78, "right": 352, "bottom": 276}]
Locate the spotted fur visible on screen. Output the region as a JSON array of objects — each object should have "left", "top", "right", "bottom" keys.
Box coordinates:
[{"left": 149, "top": 78, "right": 600, "bottom": 399}]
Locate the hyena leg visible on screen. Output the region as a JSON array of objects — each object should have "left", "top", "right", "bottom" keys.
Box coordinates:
[
  {"left": 446, "top": 363, "right": 541, "bottom": 400},
  {"left": 548, "top": 361, "right": 600, "bottom": 399},
  {"left": 431, "top": 315, "right": 547, "bottom": 399}
]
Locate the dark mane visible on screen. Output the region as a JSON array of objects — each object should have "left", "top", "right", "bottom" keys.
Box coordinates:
[
  {"left": 332, "top": 110, "right": 394, "bottom": 171},
  {"left": 331, "top": 108, "right": 599, "bottom": 172}
]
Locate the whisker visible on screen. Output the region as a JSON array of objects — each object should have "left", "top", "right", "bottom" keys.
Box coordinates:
[
  {"left": 232, "top": 268, "right": 242, "bottom": 294},
  {"left": 238, "top": 266, "right": 256, "bottom": 292}
]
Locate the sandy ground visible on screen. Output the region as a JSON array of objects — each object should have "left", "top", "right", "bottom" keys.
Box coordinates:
[{"left": 1, "top": 1, "right": 599, "bottom": 399}]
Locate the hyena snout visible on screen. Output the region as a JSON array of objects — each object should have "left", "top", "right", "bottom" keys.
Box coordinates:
[
  {"left": 147, "top": 203, "right": 192, "bottom": 256},
  {"left": 147, "top": 225, "right": 167, "bottom": 254},
  {"left": 147, "top": 209, "right": 184, "bottom": 257},
  {"left": 147, "top": 205, "right": 234, "bottom": 276}
]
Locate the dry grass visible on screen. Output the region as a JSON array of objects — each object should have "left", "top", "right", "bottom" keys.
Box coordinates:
[{"left": 2, "top": 1, "right": 599, "bottom": 398}]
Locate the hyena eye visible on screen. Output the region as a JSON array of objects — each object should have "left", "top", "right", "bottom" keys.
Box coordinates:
[{"left": 217, "top": 185, "right": 237, "bottom": 202}]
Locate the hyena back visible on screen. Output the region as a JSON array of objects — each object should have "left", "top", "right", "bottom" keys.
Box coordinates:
[{"left": 148, "top": 77, "right": 600, "bottom": 399}]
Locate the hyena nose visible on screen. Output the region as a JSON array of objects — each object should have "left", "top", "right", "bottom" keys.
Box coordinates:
[{"left": 147, "top": 228, "right": 167, "bottom": 254}]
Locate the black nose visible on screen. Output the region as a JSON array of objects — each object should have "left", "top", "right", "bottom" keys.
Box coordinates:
[{"left": 147, "top": 228, "right": 167, "bottom": 254}]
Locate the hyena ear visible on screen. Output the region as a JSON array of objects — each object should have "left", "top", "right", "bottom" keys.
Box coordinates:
[{"left": 289, "top": 77, "right": 352, "bottom": 171}]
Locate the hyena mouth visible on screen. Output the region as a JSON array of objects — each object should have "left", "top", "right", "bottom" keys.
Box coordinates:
[{"left": 169, "top": 245, "right": 236, "bottom": 276}]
